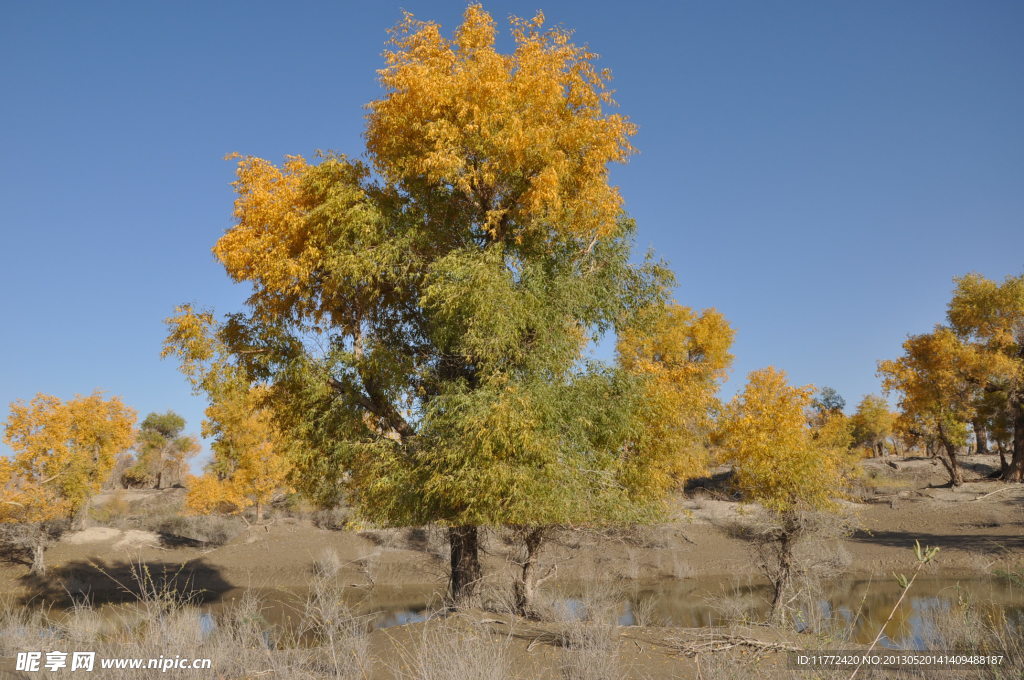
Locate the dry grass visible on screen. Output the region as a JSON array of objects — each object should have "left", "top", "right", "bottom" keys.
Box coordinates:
[
  {"left": 156, "top": 514, "right": 245, "bottom": 547},
  {"left": 396, "top": 621, "right": 511, "bottom": 680},
  {"left": 0, "top": 558, "right": 373, "bottom": 679}
]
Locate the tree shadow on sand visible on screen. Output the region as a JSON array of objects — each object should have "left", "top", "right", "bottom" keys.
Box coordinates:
[
  {"left": 16, "top": 558, "right": 233, "bottom": 608},
  {"left": 851, "top": 529, "right": 1024, "bottom": 554}
]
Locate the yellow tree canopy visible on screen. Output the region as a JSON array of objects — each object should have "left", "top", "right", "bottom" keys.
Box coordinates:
[
  {"left": 186, "top": 3, "right": 676, "bottom": 534},
  {"left": 850, "top": 394, "right": 895, "bottom": 454},
  {"left": 367, "top": 4, "right": 636, "bottom": 243},
  {"left": 948, "top": 273, "right": 1024, "bottom": 359},
  {"left": 719, "top": 368, "right": 847, "bottom": 513},
  {"left": 185, "top": 385, "right": 293, "bottom": 519},
  {"left": 617, "top": 303, "right": 734, "bottom": 498},
  {"left": 164, "top": 307, "right": 293, "bottom": 518},
  {"left": 1, "top": 392, "right": 136, "bottom": 521},
  {"left": 877, "top": 326, "right": 983, "bottom": 446}
]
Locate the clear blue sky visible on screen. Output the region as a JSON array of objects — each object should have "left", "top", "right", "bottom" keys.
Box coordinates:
[{"left": 2, "top": 1, "right": 1021, "bottom": 467}]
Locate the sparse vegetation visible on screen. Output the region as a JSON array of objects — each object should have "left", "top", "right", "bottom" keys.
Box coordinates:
[{"left": 2, "top": 4, "right": 1022, "bottom": 679}]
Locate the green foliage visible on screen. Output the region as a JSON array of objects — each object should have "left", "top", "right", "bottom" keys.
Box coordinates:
[
  {"left": 124, "top": 411, "right": 198, "bottom": 488},
  {"left": 811, "top": 387, "right": 845, "bottom": 416},
  {"left": 179, "top": 6, "right": 688, "bottom": 533}
]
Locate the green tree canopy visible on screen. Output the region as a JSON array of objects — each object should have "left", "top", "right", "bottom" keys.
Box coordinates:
[
  {"left": 124, "top": 411, "right": 199, "bottom": 489},
  {"left": 169, "top": 4, "right": 700, "bottom": 604}
]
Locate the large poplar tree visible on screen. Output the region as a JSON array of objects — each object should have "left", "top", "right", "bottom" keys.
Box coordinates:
[
  {"left": 947, "top": 273, "right": 1024, "bottom": 480},
  {"left": 175, "top": 5, "right": 702, "bottom": 604}
]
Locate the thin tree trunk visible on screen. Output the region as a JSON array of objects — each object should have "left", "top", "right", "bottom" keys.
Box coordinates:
[
  {"left": 937, "top": 427, "right": 964, "bottom": 487},
  {"left": 72, "top": 498, "right": 89, "bottom": 531},
  {"left": 31, "top": 539, "right": 46, "bottom": 576},
  {"left": 448, "top": 525, "right": 482, "bottom": 608},
  {"left": 513, "top": 526, "right": 553, "bottom": 619},
  {"left": 1006, "top": 398, "right": 1024, "bottom": 482},
  {"left": 255, "top": 501, "right": 264, "bottom": 523},
  {"left": 973, "top": 419, "right": 989, "bottom": 455},
  {"left": 769, "top": 527, "right": 795, "bottom": 625}
]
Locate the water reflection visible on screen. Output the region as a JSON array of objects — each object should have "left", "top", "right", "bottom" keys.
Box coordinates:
[
  {"left": 606, "top": 576, "right": 1024, "bottom": 649},
  {"left": 78, "top": 575, "right": 1024, "bottom": 651}
]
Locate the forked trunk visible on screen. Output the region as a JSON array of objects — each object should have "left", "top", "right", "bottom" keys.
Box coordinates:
[
  {"left": 937, "top": 427, "right": 964, "bottom": 487},
  {"left": 769, "top": 526, "right": 796, "bottom": 624},
  {"left": 512, "top": 527, "right": 553, "bottom": 619},
  {"left": 448, "top": 525, "right": 482, "bottom": 608}
]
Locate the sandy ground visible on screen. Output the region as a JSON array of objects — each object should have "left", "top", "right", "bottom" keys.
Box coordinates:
[
  {"left": 0, "top": 454, "right": 1021, "bottom": 679},
  {"left": 1, "top": 454, "right": 1021, "bottom": 600}
]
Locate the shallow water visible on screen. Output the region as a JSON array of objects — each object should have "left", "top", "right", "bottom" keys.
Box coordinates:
[
  {"left": 606, "top": 575, "right": 1024, "bottom": 648},
  {"left": 70, "top": 574, "right": 1024, "bottom": 650},
  {"left": 207, "top": 575, "right": 1024, "bottom": 647}
]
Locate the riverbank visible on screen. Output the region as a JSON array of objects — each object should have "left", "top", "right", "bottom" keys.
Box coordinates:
[{"left": 0, "top": 455, "right": 1021, "bottom": 601}]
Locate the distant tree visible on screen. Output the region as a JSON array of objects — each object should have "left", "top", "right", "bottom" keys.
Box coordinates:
[
  {"left": 878, "top": 328, "right": 983, "bottom": 486},
  {"left": 0, "top": 392, "right": 135, "bottom": 574},
  {"left": 850, "top": 395, "right": 895, "bottom": 457},
  {"left": 976, "top": 386, "right": 1014, "bottom": 472},
  {"left": 947, "top": 273, "right": 1024, "bottom": 480},
  {"left": 718, "top": 368, "right": 850, "bottom": 621},
  {"left": 616, "top": 303, "right": 735, "bottom": 496},
  {"left": 163, "top": 308, "right": 293, "bottom": 523},
  {"left": 811, "top": 387, "right": 846, "bottom": 416},
  {"left": 123, "top": 411, "right": 199, "bottom": 489}
]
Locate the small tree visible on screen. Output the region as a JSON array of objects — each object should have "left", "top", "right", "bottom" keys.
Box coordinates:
[
  {"left": 163, "top": 308, "right": 293, "bottom": 523},
  {"left": 616, "top": 303, "right": 735, "bottom": 496},
  {"left": 850, "top": 395, "right": 895, "bottom": 457},
  {"left": 184, "top": 388, "right": 293, "bottom": 522},
  {"left": 718, "top": 368, "right": 850, "bottom": 622},
  {"left": 811, "top": 387, "right": 846, "bottom": 418},
  {"left": 123, "top": 411, "right": 199, "bottom": 489},
  {"left": 1, "top": 392, "right": 135, "bottom": 574}
]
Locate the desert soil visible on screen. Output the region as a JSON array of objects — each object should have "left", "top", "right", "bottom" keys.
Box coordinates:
[
  {"left": 1, "top": 454, "right": 1021, "bottom": 598},
  {"left": 0, "top": 454, "right": 1021, "bottom": 679}
]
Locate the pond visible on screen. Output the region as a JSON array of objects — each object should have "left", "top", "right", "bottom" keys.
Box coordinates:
[{"left": 185, "top": 574, "right": 1024, "bottom": 650}]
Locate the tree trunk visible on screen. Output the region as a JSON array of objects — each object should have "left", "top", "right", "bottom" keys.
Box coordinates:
[
  {"left": 71, "top": 498, "right": 89, "bottom": 531},
  {"left": 937, "top": 428, "right": 964, "bottom": 487},
  {"left": 31, "top": 540, "right": 46, "bottom": 577},
  {"left": 1005, "top": 398, "right": 1024, "bottom": 482},
  {"left": 512, "top": 527, "right": 552, "bottom": 619},
  {"left": 448, "top": 525, "right": 482, "bottom": 608},
  {"left": 769, "top": 526, "right": 796, "bottom": 625},
  {"left": 972, "top": 419, "right": 988, "bottom": 455},
  {"left": 255, "top": 501, "right": 264, "bottom": 523}
]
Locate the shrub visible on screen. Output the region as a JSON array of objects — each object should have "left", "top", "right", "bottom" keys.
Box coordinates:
[{"left": 157, "top": 515, "right": 243, "bottom": 547}]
